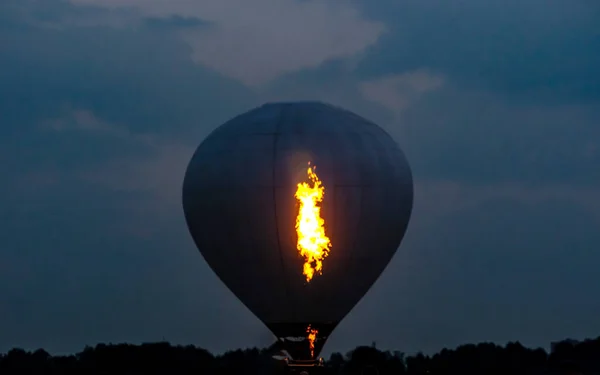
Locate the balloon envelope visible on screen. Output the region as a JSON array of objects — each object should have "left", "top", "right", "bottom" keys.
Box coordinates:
[{"left": 182, "top": 102, "right": 413, "bottom": 359}]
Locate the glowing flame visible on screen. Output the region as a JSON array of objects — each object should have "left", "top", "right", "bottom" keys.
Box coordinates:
[
  {"left": 307, "top": 325, "right": 318, "bottom": 358},
  {"left": 295, "top": 162, "right": 332, "bottom": 282}
]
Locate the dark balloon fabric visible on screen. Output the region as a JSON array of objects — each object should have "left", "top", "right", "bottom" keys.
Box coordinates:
[{"left": 182, "top": 102, "right": 413, "bottom": 358}]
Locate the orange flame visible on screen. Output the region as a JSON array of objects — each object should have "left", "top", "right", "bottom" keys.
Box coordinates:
[
  {"left": 307, "top": 325, "right": 318, "bottom": 358},
  {"left": 295, "top": 162, "right": 332, "bottom": 282}
]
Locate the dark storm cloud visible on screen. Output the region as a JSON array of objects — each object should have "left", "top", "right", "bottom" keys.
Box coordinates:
[
  {"left": 356, "top": 0, "right": 600, "bottom": 102},
  {"left": 0, "top": 0, "right": 257, "bottom": 198},
  {"left": 397, "top": 88, "right": 600, "bottom": 186},
  {"left": 0, "top": 0, "right": 254, "bottom": 140}
]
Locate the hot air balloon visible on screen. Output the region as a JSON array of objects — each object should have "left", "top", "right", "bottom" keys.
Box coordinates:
[{"left": 182, "top": 101, "right": 413, "bottom": 363}]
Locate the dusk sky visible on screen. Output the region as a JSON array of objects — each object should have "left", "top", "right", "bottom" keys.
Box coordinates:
[{"left": 2, "top": 0, "right": 600, "bottom": 357}]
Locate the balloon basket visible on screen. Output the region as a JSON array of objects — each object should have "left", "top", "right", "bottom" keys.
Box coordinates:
[
  {"left": 284, "top": 358, "right": 324, "bottom": 367},
  {"left": 283, "top": 358, "right": 326, "bottom": 375}
]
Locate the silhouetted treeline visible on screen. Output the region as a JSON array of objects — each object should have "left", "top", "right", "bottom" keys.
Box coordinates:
[{"left": 1, "top": 337, "right": 599, "bottom": 374}]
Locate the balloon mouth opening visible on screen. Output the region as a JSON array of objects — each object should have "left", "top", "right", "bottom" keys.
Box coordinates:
[{"left": 267, "top": 321, "right": 337, "bottom": 361}]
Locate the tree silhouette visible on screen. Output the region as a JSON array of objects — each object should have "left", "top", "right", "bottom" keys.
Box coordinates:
[{"left": 0, "top": 336, "right": 599, "bottom": 374}]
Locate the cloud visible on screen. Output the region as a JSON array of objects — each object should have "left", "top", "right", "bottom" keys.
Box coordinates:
[
  {"left": 0, "top": 2, "right": 257, "bottom": 139},
  {"left": 81, "top": 139, "right": 195, "bottom": 220},
  {"left": 144, "top": 15, "right": 211, "bottom": 30},
  {"left": 0, "top": 0, "right": 136, "bottom": 29},
  {"left": 360, "top": 70, "right": 445, "bottom": 115},
  {"left": 32, "top": 107, "right": 194, "bottom": 229},
  {"left": 65, "top": 0, "right": 385, "bottom": 86},
  {"left": 390, "top": 86, "right": 600, "bottom": 186},
  {"left": 356, "top": 0, "right": 600, "bottom": 102},
  {"left": 41, "top": 108, "right": 129, "bottom": 136}
]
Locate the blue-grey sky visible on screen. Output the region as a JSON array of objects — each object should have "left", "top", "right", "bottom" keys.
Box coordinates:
[{"left": 1, "top": 0, "right": 600, "bottom": 357}]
